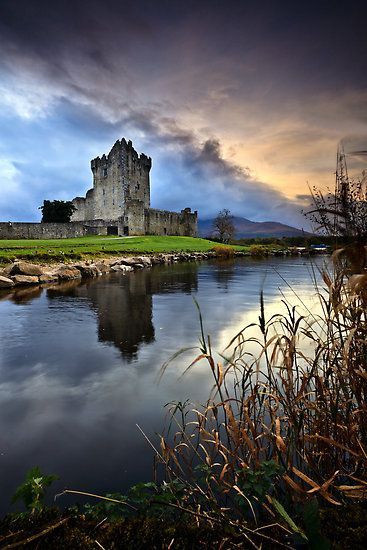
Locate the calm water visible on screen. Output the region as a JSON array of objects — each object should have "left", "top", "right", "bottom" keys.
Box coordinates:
[{"left": 0, "top": 257, "right": 324, "bottom": 514}]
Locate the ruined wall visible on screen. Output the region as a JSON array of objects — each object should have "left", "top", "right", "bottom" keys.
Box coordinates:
[
  {"left": 144, "top": 207, "right": 197, "bottom": 237},
  {"left": 71, "top": 189, "right": 95, "bottom": 221},
  {"left": 71, "top": 197, "right": 87, "bottom": 222},
  {"left": 0, "top": 220, "right": 109, "bottom": 239},
  {"left": 0, "top": 222, "right": 87, "bottom": 239}
]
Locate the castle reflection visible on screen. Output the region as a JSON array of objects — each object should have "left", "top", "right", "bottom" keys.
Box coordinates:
[{"left": 45, "top": 263, "right": 199, "bottom": 359}]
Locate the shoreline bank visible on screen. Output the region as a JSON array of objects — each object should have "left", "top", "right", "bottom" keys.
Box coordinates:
[
  {"left": 0, "top": 251, "right": 225, "bottom": 290},
  {"left": 0, "top": 247, "right": 324, "bottom": 291}
]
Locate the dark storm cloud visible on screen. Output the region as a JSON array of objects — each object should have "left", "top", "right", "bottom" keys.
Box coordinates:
[
  {"left": 0, "top": 0, "right": 366, "bottom": 224},
  {"left": 113, "top": 106, "right": 305, "bottom": 223}
]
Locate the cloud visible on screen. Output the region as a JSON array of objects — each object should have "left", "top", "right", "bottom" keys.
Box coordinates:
[
  {"left": 116, "top": 108, "right": 307, "bottom": 225},
  {"left": 0, "top": 0, "right": 366, "bottom": 227}
]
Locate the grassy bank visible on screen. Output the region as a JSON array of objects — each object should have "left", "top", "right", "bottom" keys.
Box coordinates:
[{"left": 0, "top": 235, "right": 249, "bottom": 263}]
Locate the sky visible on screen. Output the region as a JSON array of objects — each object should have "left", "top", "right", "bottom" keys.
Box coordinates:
[{"left": 0, "top": 0, "right": 367, "bottom": 227}]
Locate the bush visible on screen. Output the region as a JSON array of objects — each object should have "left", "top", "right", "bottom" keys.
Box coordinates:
[
  {"left": 249, "top": 244, "right": 267, "bottom": 257},
  {"left": 211, "top": 245, "right": 235, "bottom": 258}
]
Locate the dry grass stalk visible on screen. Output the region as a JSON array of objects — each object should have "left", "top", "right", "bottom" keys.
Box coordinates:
[{"left": 157, "top": 263, "right": 367, "bottom": 543}]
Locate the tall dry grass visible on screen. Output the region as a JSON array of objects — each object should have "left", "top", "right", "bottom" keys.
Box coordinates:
[{"left": 156, "top": 261, "right": 367, "bottom": 546}]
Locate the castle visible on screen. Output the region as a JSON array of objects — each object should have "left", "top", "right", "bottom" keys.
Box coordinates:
[{"left": 70, "top": 138, "right": 198, "bottom": 237}]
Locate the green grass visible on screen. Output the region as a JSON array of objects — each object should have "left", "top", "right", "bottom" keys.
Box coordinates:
[{"left": 0, "top": 235, "right": 248, "bottom": 263}]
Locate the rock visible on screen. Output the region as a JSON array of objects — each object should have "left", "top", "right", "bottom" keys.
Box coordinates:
[
  {"left": 0, "top": 275, "right": 15, "bottom": 288},
  {"left": 94, "top": 261, "right": 111, "bottom": 274},
  {"left": 74, "top": 264, "right": 101, "bottom": 278},
  {"left": 135, "top": 256, "right": 152, "bottom": 267},
  {"left": 39, "top": 273, "right": 59, "bottom": 284},
  {"left": 10, "top": 261, "right": 45, "bottom": 276},
  {"left": 110, "top": 265, "right": 122, "bottom": 272},
  {"left": 110, "top": 264, "right": 134, "bottom": 273},
  {"left": 56, "top": 266, "right": 82, "bottom": 281},
  {"left": 150, "top": 255, "right": 164, "bottom": 265},
  {"left": 117, "top": 257, "right": 143, "bottom": 267},
  {"left": 2, "top": 264, "right": 15, "bottom": 277},
  {"left": 120, "top": 265, "right": 134, "bottom": 272},
  {"left": 161, "top": 254, "right": 173, "bottom": 264},
  {"left": 11, "top": 275, "right": 40, "bottom": 286}
]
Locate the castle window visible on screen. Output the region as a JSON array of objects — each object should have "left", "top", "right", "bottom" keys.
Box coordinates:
[
  {"left": 113, "top": 199, "right": 115, "bottom": 205},
  {"left": 102, "top": 188, "right": 105, "bottom": 195},
  {"left": 103, "top": 168, "right": 108, "bottom": 177},
  {"left": 103, "top": 199, "right": 106, "bottom": 206}
]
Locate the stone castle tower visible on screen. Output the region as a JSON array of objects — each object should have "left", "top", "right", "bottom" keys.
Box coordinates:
[{"left": 71, "top": 138, "right": 197, "bottom": 237}]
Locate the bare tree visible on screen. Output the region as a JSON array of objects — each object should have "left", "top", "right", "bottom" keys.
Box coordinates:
[
  {"left": 212, "top": 209, "right": 235, "bottom": 243},
  {"left": 305, "top": 145, "right": 367, "bottom": 274},
  {"left": 306, "top": 172, "right": 367, "bottom": 241}
]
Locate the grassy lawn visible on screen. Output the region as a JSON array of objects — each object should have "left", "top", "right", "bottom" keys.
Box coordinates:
[{"left": 0, "top": 235, "right": 248, "bottom": 263}]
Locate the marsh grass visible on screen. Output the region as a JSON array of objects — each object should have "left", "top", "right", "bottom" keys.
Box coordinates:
[{"left": 155, "top": 262, "right": 367, "bottom": 547}]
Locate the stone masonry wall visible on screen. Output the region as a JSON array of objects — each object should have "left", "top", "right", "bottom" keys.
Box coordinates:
[
  {"left": 118, "top": 200, "right": 145, "bottom": 236},
  {"left": 145, "top": 208, "right": 197, "bottom": 237},
  {"left": 0, "top": 222, "right": 87, "bottom": 240},
  {"left": 72, "top": 139, "right": 152, "bottom": 223},
  {"left": 0, "top": 221, "right": 109, "bottom": 240}
]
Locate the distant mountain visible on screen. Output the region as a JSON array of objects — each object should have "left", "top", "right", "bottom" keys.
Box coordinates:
[{"left": 199, "top": 216, "right": 309, "bottom": 239}]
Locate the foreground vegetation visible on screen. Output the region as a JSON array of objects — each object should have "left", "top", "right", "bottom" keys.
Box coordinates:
[
  {"left": 0, "top": 235, "right": 251, "bottom": 263},
  {"left": 1, "top": 254, "right": 366, "bottom": 548}
]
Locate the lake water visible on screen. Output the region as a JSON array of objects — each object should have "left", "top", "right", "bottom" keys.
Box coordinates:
[{"left": 0, "top": 256, "right": 325, "bottom": 515}]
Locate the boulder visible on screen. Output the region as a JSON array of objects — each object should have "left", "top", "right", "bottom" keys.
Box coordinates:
[
  {"left": 150, "top": 255, "right": 165, "bottom": 265},
  {"left": 2, "top": 264, "right": 15, "bottom": 277},
  {"left": 74, "top": 264, "right": 101, "bottom": 278},
  {"left": 94, "top": 261, "right": 111, "bottom": 274},
  {"left": 0, "top": 275, "right": 15, "bottom": 288},
  {"left": 110, "top": 264, "right": 134, "bottom": 273},
  {"left": 39, "top": 273, "right": 59, "bottom": 284},
  {"left": 10, "top": 261, "right": 45, "bottom": 276},
  {"left": 11, "top": 275, "right": 40, "bottom": 286},
  {"left": 118, "top": 257, "right": 143, "bottom": 267},
  {"left": 56, "top": 266, "right": 82, "bottom": 281},
  {"left": 135, "top": 256, "right": 152, "bottom": 267},
  {"left": 110, "top": 265, "right": 122, "bottom": 272}
]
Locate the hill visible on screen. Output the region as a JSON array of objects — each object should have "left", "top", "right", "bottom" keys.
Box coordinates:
[{"left": 198, "top": 216, "right": 309, "bottom": 239}]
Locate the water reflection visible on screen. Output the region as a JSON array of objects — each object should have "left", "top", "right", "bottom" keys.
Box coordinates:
[
  {"left": 44, "top": 263, "right": 198, "bottom": 359},
  {"left": 0, "top": 258, "right": 324, "bottom": 515}
]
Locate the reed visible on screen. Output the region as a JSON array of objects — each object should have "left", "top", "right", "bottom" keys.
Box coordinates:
[{"left": 157, "top": 260, "right": 367, "bottom": 546}]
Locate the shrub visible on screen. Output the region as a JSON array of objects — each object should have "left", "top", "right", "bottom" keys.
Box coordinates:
[{"left": 211, "top": 245, "right": 235, "bottom": 258}]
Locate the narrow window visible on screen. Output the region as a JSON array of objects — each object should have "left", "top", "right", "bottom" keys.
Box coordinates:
[
  {"left": 102, "top": 189, "right": 105, "bottom": 195},
  {"left": 103, "top": 168, "right": 108, "bottom": 177}
]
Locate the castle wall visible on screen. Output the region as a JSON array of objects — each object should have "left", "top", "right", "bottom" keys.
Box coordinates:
[
  {"left": 29, "top": 138, "right": 199, "bottom": 239},
  {"left": 78, "top": 139, "right": 151, "bottom": 223},
  {"left": 71, "top": 197, "right": 87, "bottom": 222},
  {"left": 71, "top": 189, "right": 95, "bottom": 221},
  {"left": 118, "top": 200, "right": 145, "bottom": 236},
  {"left": 144, "top": 208, "right": 198, "bottom": 237},
  {"left": 0, "top": 222, "right": 87, "bottom": 240},
  {"left": 0, "top": 220, "right": 110, "bottom": 239}
]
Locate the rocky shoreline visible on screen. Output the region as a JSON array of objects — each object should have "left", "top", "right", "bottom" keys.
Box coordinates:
[{"left": 0, "top": 251, "right": 229, "bottom": 290}]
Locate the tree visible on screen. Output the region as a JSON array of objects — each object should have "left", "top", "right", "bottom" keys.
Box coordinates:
[
  {"left": 212, "top": 209, "right": 235, "bottom": 243},
  {"left": 39, "top": 200, "right": 76, "bottom": 223},
  {"left": 306, "top": 146, "right": 367, "bottom": 241},
  {"left": 305, "top": 146, "right": 367, "bottom": 274}
]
